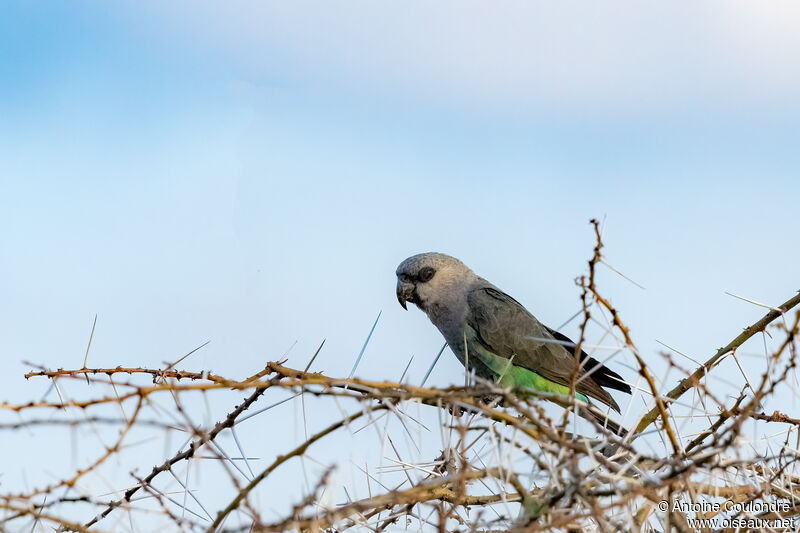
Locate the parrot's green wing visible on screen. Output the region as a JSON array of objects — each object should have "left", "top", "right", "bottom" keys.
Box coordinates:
[{"left": 466, "top": 286, "right": 630, "bottom": 412}]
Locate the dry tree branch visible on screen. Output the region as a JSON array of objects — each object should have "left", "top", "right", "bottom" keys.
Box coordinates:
[
  {"left": 584, "top": 219, "right": 680, "bottom": 453},
  {"left": 84, "top": 383, "right": 270, "bottom": 528},
  {"left": 209, "top": 407, "right": 385, "bottom": 530},
  {"left": 5, "top": 222, "right": 800, "bottom": 533},
  {"left": 252, "top": 468, "right": 508, "bottom": 532},
  {"left": 634, "top": 290, "right": 800, "bottom": 434}
]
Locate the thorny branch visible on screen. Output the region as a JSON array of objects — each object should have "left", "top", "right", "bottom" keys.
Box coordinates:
[{"left": 3, "top": 222, "right": 799, "bottom": 532}]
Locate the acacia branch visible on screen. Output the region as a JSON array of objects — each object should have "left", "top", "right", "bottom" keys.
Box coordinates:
[
  {"left": 253, "top": 468, "right": 507, "bottom": 532},
  {"left": 586, "top": 219, "right": 680, "bottom": 454},
  {"left": 209, "top": 407, "right": 385, "bottom": 531},
  {"left": 634, "top": 290, "right": 800, "bottom": 434},
  {"left": 84, "top": 384, "right": 270, "bottom": 528}
]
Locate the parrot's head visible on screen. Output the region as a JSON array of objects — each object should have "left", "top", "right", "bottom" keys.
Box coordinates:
[{"left": 395, "top": 252, "right": 473, "bottom": 312}]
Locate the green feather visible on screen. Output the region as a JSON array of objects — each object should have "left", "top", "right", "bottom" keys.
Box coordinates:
[{"left": 475, "top": 346, "right": 589, "bottom": 403}]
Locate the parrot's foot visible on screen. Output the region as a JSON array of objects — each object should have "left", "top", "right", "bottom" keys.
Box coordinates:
[
  {"left": 446, "top": 403, "right": 465, "bottom": 417},
  {"left": 433, "top": 447, "right": 462, "bottom": 476},
  {"left": 446, "top": 395, "right": 504, "bottom": 417},
  {"left": 479, "top": 394, "right": 504, "bottom": 408}
]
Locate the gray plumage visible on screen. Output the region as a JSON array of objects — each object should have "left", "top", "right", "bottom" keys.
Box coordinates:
[{"left": 396, "top": 252, "right": 631, "bottom": 414}]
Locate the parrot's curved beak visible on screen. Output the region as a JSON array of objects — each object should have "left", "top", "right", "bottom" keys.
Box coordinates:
[{"left": 396, "top": 279, "right": 416, "bottom": 310}]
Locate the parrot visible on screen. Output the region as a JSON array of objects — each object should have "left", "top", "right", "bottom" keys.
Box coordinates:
[{"left": 396, "top": 252, "right": 631, "bottom": 434}]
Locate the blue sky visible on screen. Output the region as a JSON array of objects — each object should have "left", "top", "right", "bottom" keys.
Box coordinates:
[{"left": 1, "top": 2, "right": 799, "bottom": 528}]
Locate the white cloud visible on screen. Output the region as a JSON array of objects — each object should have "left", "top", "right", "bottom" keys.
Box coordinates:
[{"left": 136, "top": 1, "right": 800, "bottom": 113}]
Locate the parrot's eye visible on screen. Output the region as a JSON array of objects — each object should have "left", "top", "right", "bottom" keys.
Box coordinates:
[{"left": 418, "top": 267, "right": 435, "bottom": 282}]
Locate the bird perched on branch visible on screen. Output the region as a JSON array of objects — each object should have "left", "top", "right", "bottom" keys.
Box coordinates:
[{"left": 396, "top": 252, "right": 631, "bottom": 434}]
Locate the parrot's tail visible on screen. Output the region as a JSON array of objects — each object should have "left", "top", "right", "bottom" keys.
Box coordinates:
[{"left": 578, "top": 401, "right": 629, "bottom": 438}]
